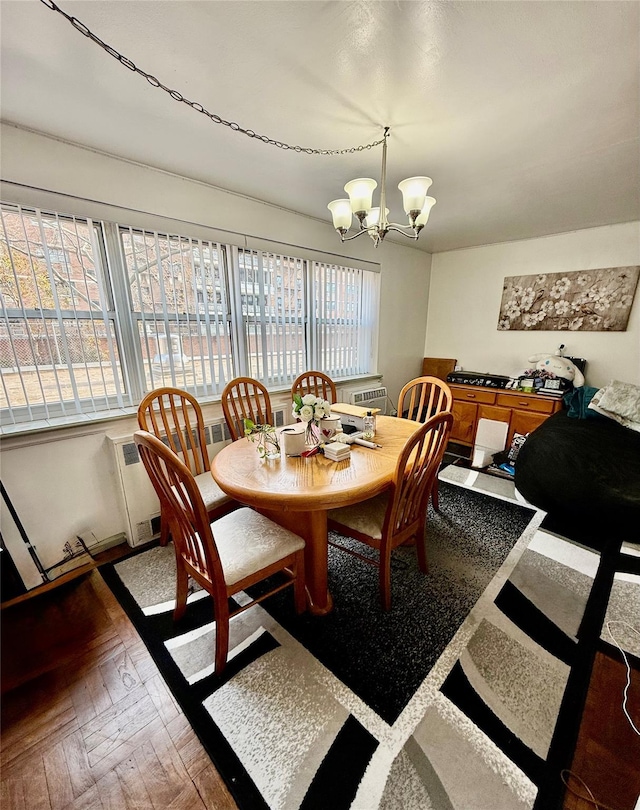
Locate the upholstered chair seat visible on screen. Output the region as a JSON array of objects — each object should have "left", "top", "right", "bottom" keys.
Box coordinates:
[
  {"left": 328, "top": 493, "right": 388, "bottom": 541},
  {"left": 212, "top": 508, "right": 305, "bottom": 588},
  {"left": 194, "top": 472, "right": 232, "bottom": 513},
  {"left": 134, "top": 429, "right": 306, "bottom": 675},
  {"left": 328, "top": 412, "right": 453, "bottom": 609}
]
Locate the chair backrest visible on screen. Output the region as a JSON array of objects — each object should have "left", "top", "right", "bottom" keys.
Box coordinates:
[
  {"left": 221, "top": 377, "right": 273, "bottom": 440},
  {"left": 133, "top": 430, "right": 226, "bottom": 591},
  {"left": 384, "top": 412, "right": 454, "bottom": 547},
  {"left": 137, "top": 387, "right": 210, "bottom": 476},
  {"left": 291, "top": 371, "right": 337, "bottom": 404},
  {"left": 398, "top": 376, "right": 453, "bottom": 423}
]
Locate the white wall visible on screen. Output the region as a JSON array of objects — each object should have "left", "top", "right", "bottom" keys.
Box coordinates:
[
  {"left": 425, "top": 222, "right": 640, "bottom": 388},
  {"left": 0, "top": 124, "right": 431, "bottom": 573}
]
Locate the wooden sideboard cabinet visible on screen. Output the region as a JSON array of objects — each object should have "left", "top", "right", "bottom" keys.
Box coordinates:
[{"left": 449, "top": 384, "right": 563, "bottom": 447}]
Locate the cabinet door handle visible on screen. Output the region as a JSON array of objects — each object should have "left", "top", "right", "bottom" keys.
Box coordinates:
[
  {"left": 466, "top": 393, "right": 476, "bottom": 399},
  {"left": 518, "top": 401, "right": 529, "bottom": 407}
]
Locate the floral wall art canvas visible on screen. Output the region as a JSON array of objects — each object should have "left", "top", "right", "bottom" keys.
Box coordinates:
[{"left": 497, "top": 266, "right": 640, "bottom": 331}]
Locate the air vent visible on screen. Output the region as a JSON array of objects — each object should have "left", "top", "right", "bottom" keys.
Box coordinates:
[{"left": 349, "top": 386, "right": 388, "bottom": 405}]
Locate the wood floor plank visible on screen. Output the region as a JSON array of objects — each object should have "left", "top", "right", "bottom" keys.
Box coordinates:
[
  {"left": 166, "top": 785, "right": 208, "bottom": 810},
  {"left": 84, "top": 693, "right": 158, "bottom": 766},
  {"left": 42, "top": 743, "right": 75, "bottom": 810},
  {"left": 80, "top": 684, "right": 148, "bottom": 745},
  {"left": 84, "top": 664, "right": 115, "bottom": 719},
  {"left": 86, "top": 716, "right": 166, "bottom": 784},
  {"left": 93, "top": 770, "right": 128, "bottom": 810},
  {"left": 1, "top": 569, "right": 239, "bottom": 810},
  {"left": 62, "top": 729, "right": 96, "bottom": 799},
  {"left": 192, "top": 764, "right": 238, "bottom": 810},
  {"left": 114, "top": 754, "right": 154, "bottom": 809},
  {"left": 90, "top": 573, "right": 141, "bottom": 650},
  {"left": 134, "top": 738, "right": 184, "bottom": 809},
  {"left": 165, "top": 713, "right": 211, "bottom": 778},
  {"left": 64, "top": 784, "right": 104, "bottom": 810},
  {"left": 127, "top": 639, "right": 160, "bottom": 683},
  {"left": 99, "top": 650, "right": 140, "bottom": 705},
  {"left": 0, "top": 773, "right": 26, "bottom": 810},
  {"left": 22, "top": 758, "right": 53, "bottom": 810},
  {"left": 0, "top": 713, "right": 80, "bottom": 777},
  {"left": 146, "top": 673, "right": 181, "bottom": 726},
  {"left": 2, "top": 670, "right": 74, "bottom": 748},
  {"left": 66, "top": 673, "right": 100, "bottom": 728}
]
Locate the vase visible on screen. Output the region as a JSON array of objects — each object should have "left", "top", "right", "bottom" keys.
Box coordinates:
[
  {"left": 255, "top": 427, "right": 281, "bottom": 459},
  {"left": 305, "top": 420, "right": 321, "bottom": 448}
]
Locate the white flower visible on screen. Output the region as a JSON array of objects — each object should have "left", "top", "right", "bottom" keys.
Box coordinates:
[
  {"left": 554, "top": 300, "right": 570, "bottom": 315},
  {"left": 299, "top": 404, "right": 314, "bottom": 422},
  {"left": 520, "top": 288, "right": 535, "bottom": 310},
  {"left": 301, "top": 393, "right": 317, "bottom": 406},
  {"left": 498, "top": 317, "right": 511, "bottom": 330},
  {"left": 313, "top": 405, "right": 326, "bottom": 420}
]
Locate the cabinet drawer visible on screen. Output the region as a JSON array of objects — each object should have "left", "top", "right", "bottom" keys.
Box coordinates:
[
  {"left": 496, "top": 393, "right": 556, "bottom": 414},
  {"left": 452, "top": 389, "right": 496, "bottom": 405}
]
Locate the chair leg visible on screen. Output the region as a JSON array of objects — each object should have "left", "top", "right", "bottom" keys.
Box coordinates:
[
  {"left": 379, "top": 547, "right": 392, "bottom": 611},
  {"left": 416, "top": 529, "right": 429, "bottom": 575},
  {"left": 159, "top": 504, "right": 170, "bottom": 547},
  {"left": 174, "top": 560, "right": 189, "bottom": 621},
  {"left": 214, "top": 601, "right": 230, "bottom": 675},
  {"left": 432, "top": 479, "right": 440, "bottom": 512},
  {"left": 293, "top": 551, "right": 306, "bottom": 614}
]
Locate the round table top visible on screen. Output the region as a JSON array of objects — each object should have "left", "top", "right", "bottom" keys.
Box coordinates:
[{"left": 211, "top": 415, "right": 423, "bottom": 512}]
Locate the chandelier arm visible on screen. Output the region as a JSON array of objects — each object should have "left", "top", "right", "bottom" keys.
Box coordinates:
[
  {"left": 339, "top": 228, "right": 374, "bottom": 243},
  {"left": 38, "top": 0, "right": 385, "bottom": 156},
  {"left": 385, "top": 224, "right": 420, "bottom": 240}
]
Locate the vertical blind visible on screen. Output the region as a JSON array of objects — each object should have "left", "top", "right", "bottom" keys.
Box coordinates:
[
  {"left": 0, "top": 204, "right": 130, "bottom": 423},
  {"left": 1, "top": 202, "right": 380, "bottom": 427},
  {"left": 120, "top": 227, "right": 232, "bottom": 398}
]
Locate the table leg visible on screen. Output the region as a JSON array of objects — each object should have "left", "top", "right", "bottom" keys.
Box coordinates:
[{"left": 258, "top": 508, "right": 333, "bottom": 615}]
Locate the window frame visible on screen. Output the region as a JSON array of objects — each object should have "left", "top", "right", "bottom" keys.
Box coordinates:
[{"left": 1, "top": 200, "right": 380, "bottom": 431}]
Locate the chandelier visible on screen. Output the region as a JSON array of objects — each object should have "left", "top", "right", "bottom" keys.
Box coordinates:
[{"left": 327, "top": 127, "right": 436, "bottom": 247}]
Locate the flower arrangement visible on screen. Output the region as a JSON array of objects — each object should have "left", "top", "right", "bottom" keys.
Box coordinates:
[
  {"left": 292, "top": 393, "right": 332, "bottom": 446},
  {"left": 243, "top": 419, "right": 280, "bottom": 458}
]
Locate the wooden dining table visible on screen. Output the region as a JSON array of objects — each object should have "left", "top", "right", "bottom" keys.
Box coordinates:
[{"left": 210, "top": 414, "right": 423, "bottom": 615}]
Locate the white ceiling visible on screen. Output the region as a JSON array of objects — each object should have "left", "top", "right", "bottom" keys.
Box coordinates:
[{"left": 1, "top": 0, "right": 639, "bottom": 253}]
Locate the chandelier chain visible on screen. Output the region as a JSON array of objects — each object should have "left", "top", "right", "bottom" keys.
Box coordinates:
[{"left": 38, "top": 0, "right": 386, "bottom": 156}]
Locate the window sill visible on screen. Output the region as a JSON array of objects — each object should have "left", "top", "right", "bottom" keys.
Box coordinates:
[{"left": 0, "top": 374, "right": 382, "bottom": 445}]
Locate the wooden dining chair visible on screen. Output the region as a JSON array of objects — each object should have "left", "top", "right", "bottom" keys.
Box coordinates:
[
  {"left": 328, "top": 412, "right": 454, "bottom": 610},
  {"left": 398, "top": 376, "right": 453, "bottom": 511},
  {"left": 134, "top": 430, "right": 306, "bottom": 674},
  {"left": 221, "top": 377, "right": 273, "bottom": 441},
  {"left": 137, "top": 387, "right": 235, "bottom": 546},
  {"left": 291, "top": 371, "right": 337, "bottom": 404}
]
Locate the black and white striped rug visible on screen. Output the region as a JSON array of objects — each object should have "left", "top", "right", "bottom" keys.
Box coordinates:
[{"left": 99, "top": 479, "right": 639, "bottom": 809}]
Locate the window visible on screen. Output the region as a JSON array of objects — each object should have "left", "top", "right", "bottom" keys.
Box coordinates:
[
  {"left": 234, "top": 248, "right": 307, "bottom": 386},
  {"left": 120, "top": 227, "right": 232, "bottom": 398},
  {"left": 311, "top": 261, "right": 379, "bottom": 378},
  {"left": 1, "top": 202, "right": 379, "bottom": 428},
  {"left": 1, "top": 204, "right": 128, "bottom": 424}
]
